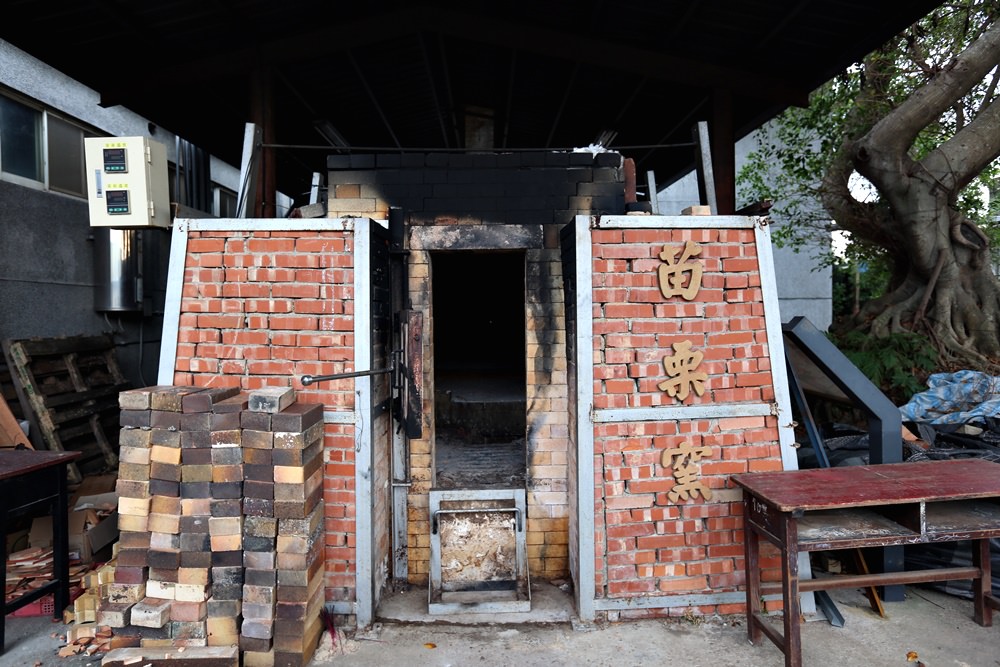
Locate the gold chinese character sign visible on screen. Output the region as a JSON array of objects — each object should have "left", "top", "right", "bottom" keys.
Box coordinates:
[
  {"left": 657, "top": 241, "right": 703, "bottom": 301},
  {"left": 658, "top": 339, "right": 707, "bottom": 401},
  {"left": 661, "top": 444, "right": 713, "bottom": 502}
]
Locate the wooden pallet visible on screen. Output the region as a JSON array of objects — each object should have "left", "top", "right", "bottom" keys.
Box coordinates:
[
  {"left": 0, "top": 400, "right": 31, "bottom": 449},
  {"left": 3, "top": 334, "right": 129, "bottom": 482},
  {"left": 0, "top": 358, "right": 31, "bottom": 448}
]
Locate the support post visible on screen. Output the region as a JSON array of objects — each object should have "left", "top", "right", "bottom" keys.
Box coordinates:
[{"left": 711, "top": 88, "right": 735, "bottom": 215}]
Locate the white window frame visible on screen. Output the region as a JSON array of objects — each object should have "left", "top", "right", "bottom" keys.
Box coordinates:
[
  {"left": 0, "top": 89, "right": 234, "bottom": 213},
  {"left": 0, "top": 92, "right": 45, "bottom": 190}
]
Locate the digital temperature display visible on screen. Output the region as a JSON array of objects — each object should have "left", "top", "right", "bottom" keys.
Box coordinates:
[
  {"left": 103, "top": 148, "right": 127, "bottom": 173},
  {"left": 106, "top": 190, "right": 130, "bottom": 214}
]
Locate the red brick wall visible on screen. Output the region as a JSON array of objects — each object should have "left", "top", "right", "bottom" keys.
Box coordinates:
[
  {"left": 590, "top": 224, "right": 784, "bottom": 617},
  {"left": 170, "top": 229, "right": 358, "bottom": 608},
  {"left": 170, "top": 217, "right": 786, "bottom": 621}
]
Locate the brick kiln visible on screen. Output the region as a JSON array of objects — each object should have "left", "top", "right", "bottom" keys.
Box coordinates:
[{"left": 144, "top": 150, "right": 794, "bottom": 646}]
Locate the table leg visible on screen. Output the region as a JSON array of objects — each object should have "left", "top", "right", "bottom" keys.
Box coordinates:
[
  {"left": 781, "top": 518, "right": 801, "bottom": 667},
  {"left": 51, "top": 463, "right": 70, "bottom": 619},
  {"left": 973, "top": 538, "right": 992, "bottom": 627},
  {"left": 743, "top": 497, "right": 763, "bottom": 646},
  {"left": 0, "top": 497, "right": 6, "bottom": 653}
]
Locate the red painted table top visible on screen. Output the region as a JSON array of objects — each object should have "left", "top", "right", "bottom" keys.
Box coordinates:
[
  {"left": 0, "top": 449, "right": 81, "bottom": 481},
  {"left": 732, "top": 459, "right": 1000, "bottom": 512}
]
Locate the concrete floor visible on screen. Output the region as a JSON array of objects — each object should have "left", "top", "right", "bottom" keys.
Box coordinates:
[{"left": 5, "top": 583, "right": 1000, "bottom": 666}]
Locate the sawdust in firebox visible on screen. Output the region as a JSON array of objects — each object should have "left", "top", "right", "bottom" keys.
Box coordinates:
[{"left": 439, "top": 512, "right": 517, "bottom": 585}]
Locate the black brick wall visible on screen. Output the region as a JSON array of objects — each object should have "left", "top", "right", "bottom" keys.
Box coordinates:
[{"left": 327, "top": 151, "right": 624, "bottom": 228}]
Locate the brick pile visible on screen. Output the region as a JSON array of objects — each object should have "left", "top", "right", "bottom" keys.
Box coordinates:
[
  {"left": 241, "top": 388, "right": 325, "bottom": 667},
  {"left": 104, "top": 385, "right": 326, "bottom": 667}
]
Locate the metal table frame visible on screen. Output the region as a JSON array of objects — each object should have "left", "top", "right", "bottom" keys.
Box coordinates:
[{"left": 1, "top": 449, "right": 81, "bottom": 653}]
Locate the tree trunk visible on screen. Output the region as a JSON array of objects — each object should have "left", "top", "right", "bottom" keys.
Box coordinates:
[
  {"left": 851, "top": 164, "right": 1000, "bottom": 365},
  {"left": 822, "top": 19, "right": 1000, "bottom": 368}
]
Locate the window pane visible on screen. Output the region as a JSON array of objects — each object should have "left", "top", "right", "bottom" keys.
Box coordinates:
[
  {"left": 168, "top": 165, "right": 178, "bottom": 203},
  {"left": 48, "top": 115, "right": 86, "bottom": 196},
  {"left": 0, "top": 95, "right": 42, "bottom": 181},
  {"left": 217, "top": 187, "right": 237, "bottom": 217}
]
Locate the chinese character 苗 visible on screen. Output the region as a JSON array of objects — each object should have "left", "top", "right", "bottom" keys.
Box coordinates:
[
  {"left": 657, "top": 240, "right": 703, "bottom": 300},
  {"left": 662, "top": 444, "right": 714, "bottom": 502},
  {"left": 658, "top": 339, "right": 707, "bottom": 401}
]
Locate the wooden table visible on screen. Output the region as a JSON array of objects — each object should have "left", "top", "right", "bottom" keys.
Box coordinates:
[
  {"left": 733, "top": 459, "right": 1000, "bottom": 667},
  {"left": 0, "top": 449, "right": 81, "bottom": 653}
]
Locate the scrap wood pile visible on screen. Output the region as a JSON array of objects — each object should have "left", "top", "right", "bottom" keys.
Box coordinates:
[
  {"left": 2, "top": 333, "right": 128, "bottom": 482},
  {"left": 798, "top": 371, "right": 1000, "bottom": 468},
  {"left": 814, "top": 416, "right": 1000, "bottom": 467},
  {"left": 4, "top": 547, "right": 87, "bottom": 606},
  {"left": 899, "top": 370, "right": 1000, "bottom": 463}
]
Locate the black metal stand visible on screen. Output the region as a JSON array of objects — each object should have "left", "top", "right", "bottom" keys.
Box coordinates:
[{"left": 0, "top": 450, "right": 81, "bottom": 653}]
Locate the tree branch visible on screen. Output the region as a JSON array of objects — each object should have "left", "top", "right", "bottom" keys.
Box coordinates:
[
  {"left": 923, "top": 92, "right": 1000, "bottom": 190},
  {"left": 820, "top": 137, "right": 903, "bottom": 253},
  {"left": 818, "top": 141, "right": 880, "bottom": 239},
  {"left": 863, "top": 18, "right": 1000, "bottom": 158},
  {"left": 977, "top": 65, "right": 1000, "bottom": 116}
]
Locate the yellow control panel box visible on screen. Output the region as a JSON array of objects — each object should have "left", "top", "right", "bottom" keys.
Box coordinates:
[{"left": 85, "top": 136, "right": 170, "bottom": 228}]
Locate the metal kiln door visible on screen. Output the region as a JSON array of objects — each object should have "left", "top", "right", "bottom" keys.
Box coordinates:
[{"left": 428, "top": 488, "right": 530, "bottom": 613}]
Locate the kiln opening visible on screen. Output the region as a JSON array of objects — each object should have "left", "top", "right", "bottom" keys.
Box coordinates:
[{"left": 431, "top": 251, "right": 526, "bottom": 489}]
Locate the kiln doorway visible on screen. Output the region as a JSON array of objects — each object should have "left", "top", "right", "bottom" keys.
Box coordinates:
[{"left": 431, "top": 251, "right": 527, "bottom": 489}]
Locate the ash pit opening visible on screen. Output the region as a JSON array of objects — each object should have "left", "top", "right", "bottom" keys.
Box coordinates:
[{"left": 431, "top": 251, "right": 526, "bottom": 490}]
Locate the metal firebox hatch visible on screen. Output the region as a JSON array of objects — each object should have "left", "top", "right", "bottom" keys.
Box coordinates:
[{"left": 429, "top": 488, "right": 529, "bottom": 614}]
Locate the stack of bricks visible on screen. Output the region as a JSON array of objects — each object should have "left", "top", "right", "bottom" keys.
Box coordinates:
[
  {"left": 238, "top": 389, "right": 285, "bottom": 661},
  {"left": 241, "top": 388, "right": 326, "bottom": 667},
  {"left": 200, "top": 388, "right": 248, "bottom": 649},
  {"left": 107, "top": 385, "right": 326, "bottom": 667},
  {"left": 113, "top": 384, "right": 244, "bottom": 646}
]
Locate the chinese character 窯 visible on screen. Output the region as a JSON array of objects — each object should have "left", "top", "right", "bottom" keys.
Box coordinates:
[{"left": 662, "top": 444, "right": 714, "bottom": 502}]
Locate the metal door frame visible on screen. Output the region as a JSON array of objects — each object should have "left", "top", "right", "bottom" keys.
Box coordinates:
[
  {"left": 354, "top": 217, "right": 395, "bottom": 627},
  {"left": 427, "top": 488, "right": 530, "bottom": 614}
]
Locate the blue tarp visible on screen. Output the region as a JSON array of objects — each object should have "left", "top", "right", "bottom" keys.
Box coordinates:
[{"left": 899, "top": 370, "right": 1000, "bottom": 425}]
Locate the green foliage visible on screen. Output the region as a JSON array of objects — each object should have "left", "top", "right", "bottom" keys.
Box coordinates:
[
  {"left": 828, "top": 329, "right": 939, "bottom": 404},
  {"left": 830, "top": 256, "right": 890, "bottom": 320},
  {"left": 737, "top": 84, "right": 853, "bottom": 252},
  {"left": 737, "top": 0, "right": 1000, "bottom": 259}
]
